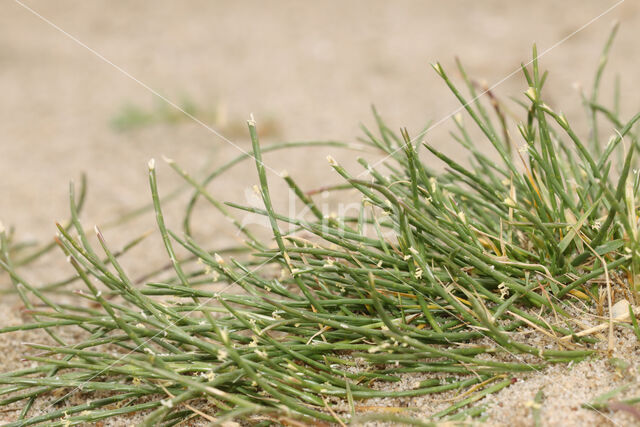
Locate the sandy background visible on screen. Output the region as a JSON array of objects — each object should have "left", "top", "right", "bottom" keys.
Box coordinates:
[{"left": 1, "top": 1, "right": 640, "bottom": 425}]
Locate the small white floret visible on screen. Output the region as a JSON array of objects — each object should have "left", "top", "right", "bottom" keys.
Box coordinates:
[{"left": 214, "top": 253, "right": 225, "bottom": 265}]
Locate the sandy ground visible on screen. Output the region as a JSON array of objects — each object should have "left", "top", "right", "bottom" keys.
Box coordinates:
[{"left": 2, "top": 1, "right": 640, "bottom": 425}]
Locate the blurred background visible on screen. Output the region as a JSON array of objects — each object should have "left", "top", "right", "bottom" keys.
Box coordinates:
[{"left": 1, "top": 0, "right": 638, "bottom": 267}]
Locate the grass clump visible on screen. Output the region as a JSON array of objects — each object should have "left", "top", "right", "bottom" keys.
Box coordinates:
[
  {"left": 2, "top": 29, "right": 640, "bottom": 425},
  {"left": 110, "top": 97, "right": 281, "bottom": 138}
]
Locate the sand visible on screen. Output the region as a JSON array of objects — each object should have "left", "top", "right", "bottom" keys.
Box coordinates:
[{"left": 2, "top": 1, "right": 640, "bottom": 425}]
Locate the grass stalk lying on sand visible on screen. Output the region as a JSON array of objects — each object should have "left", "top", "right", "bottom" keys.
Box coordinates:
[{"left": 2, "top": 30, "right": 640, "bottom": 425}]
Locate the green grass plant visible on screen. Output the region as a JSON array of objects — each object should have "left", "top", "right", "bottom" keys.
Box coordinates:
[{"left": 2, "top": 28, "right": 640, "bottom": 425}]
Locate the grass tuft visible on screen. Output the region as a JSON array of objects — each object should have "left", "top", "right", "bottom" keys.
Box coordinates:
[{"left": 2, "top": 30, "right": 640, "bottom": 425}]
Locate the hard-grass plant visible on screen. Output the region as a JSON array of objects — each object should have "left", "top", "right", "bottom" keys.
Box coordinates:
[{"left": 2, "top": 27, "right": 640, "bottom": 425}]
